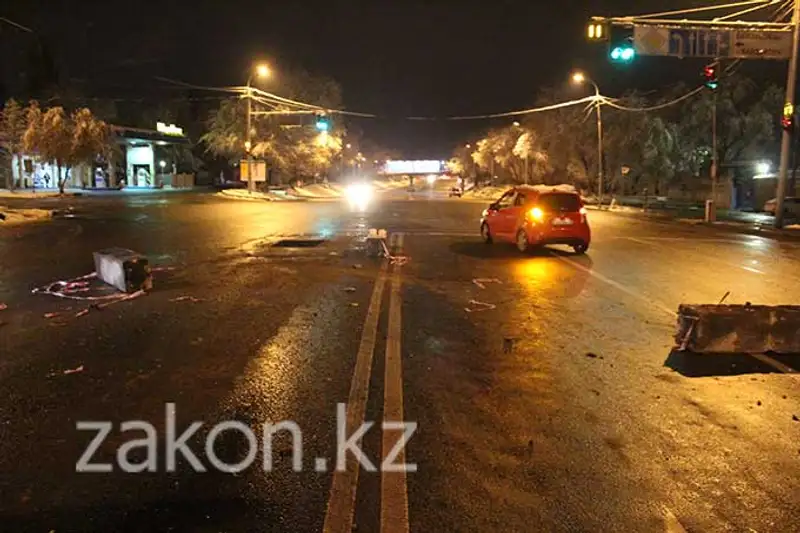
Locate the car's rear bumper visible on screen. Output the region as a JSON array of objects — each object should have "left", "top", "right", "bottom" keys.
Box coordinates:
[{"left": 525, "top": 223, "right": 591, "bottom": 246}]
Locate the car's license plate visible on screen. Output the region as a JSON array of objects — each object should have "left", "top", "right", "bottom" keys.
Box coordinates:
[{"left": 552, "top": 217, "right": 574, "bottom": 226}]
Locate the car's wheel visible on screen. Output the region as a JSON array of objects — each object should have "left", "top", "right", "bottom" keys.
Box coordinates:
[
  {"left": 573, "top": 242, "right": 589, "bottom": 254},
  {"left": 481, "top": 222, "right": 493, "bottom": 244},
  {"left": 516, "top": 230, "right": 530, "bottom": 253}
]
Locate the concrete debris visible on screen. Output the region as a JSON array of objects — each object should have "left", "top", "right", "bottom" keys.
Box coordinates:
[
  {"left": 676, "top": 304, "right": 800, "bottom": 354},
  {"left": 343, "top": 287, "right": 357, "bottom": 293},
  {"left": 74, "top": 309, "right": 90, "bottom": 318},
  {"left": 62, "top": 365, "right": 84, "bottom": 375},
  {"left": 352, "top": 264, "right": 363, "bottom": 269},
  {"left": 44, "top": 312, "right": 59, "bottom": 319}
]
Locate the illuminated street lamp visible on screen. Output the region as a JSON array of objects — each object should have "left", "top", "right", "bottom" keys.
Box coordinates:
[
  {"left": 245, "top": 62, "right": 272, "bottom": 192},
  {"left": 756, "top": 161, "right": 771, "bottom": 175},
  {"left": 572, "top": 70, "right": 604, "bottom": 204}
]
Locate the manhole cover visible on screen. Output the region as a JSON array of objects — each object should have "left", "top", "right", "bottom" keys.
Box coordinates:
[{"left": 272, "top": 238, "right": 326, "bottom": 248}]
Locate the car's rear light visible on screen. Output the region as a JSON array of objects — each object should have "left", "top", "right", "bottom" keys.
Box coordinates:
[
  {"left": 527, "top": 206, "right": 544, "bottom": 222},
  {"left": 579, "top": 207, "right": 587, "bottom": 223}
]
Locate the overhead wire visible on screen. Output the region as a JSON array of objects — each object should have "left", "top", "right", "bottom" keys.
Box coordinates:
[
  {"left": 630, "top": 0, "right": 773, "bottom": 20},
  {"left": 442, "top": 96, "right": 597, "bottom": 120},
  {"left": 715, "top": 0, "right": 783, "bottom": 20}
]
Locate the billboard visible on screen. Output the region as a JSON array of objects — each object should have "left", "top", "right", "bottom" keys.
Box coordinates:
[{"left": 383, "top": 160, "right": 444, "bottom": 175}]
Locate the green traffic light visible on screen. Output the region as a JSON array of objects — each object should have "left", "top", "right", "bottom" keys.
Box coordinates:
[{"left": 610, "top": 46, "right": 634, "bottom": 63}]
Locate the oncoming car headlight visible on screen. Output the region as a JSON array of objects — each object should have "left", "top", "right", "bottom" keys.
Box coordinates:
[{"left": 345, "top": 183, "right": 373, "bottom": 207}]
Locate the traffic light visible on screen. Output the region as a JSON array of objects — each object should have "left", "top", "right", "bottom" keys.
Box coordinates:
[
  {"left": 315, "top": 114, "right": 330, "bottom": 132},
  {"left": 703, "top": 64, "right": 718, "bottom": 90},
  {"left": 608, "top": 26, "right": 635, "bottom": 63},
  {"left": 586, "top": 22, "right": 608, "bottom": 41},
  {"left": 782, "top": 102, "right": 794, "bottom": 131}
]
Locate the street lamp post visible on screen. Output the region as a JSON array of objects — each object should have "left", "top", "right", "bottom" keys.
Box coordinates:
[
  {"left": 245, "top": 64, "right": 271, "bottom": 193},
  {"left": 572, "top": 72, "right": 604, "bottom": 205}
]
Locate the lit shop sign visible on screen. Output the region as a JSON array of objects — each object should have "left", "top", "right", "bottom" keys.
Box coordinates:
[
  {"left": 384, "top": 160, "right": 444, "bottom": 175},
  {"left": 156, "top": 122, "right": 184, "bottom": 136}
]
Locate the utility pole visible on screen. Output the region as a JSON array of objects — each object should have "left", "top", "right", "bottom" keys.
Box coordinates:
[
  {"left": 245, "top": 84, "right": 253, "bottom": 193},
  {"left": 709, "top": 86, "right": 718, "bottom": 222},
  {"left": 596, "top": 93, "right": 604, "bottom": 205},
  {"left": 775, "top": 0, "right": 800, "bottom": 229}
]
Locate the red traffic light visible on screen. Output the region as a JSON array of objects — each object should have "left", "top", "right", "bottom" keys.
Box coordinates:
[
  {"left": 703, "top": 64, "right": 718, "bottom": 90},
  {"left": 782, "top": 115, "right": 794, "bottom": 131}
]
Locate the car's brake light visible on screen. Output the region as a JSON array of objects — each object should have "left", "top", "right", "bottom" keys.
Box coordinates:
[{"left": 579, "top": 206, "right": 587, "bottom": 223}]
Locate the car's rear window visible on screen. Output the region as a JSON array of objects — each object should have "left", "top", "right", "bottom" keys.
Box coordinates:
[{"left": 537, "top": 193, "right": 581, "bottom": 212}]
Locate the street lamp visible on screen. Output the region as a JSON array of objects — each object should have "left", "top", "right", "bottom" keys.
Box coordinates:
[
  {"left": 245, "top": 62, "right": 271, "bottom": 192},
  {"left": 756, "top": 161, "right": 771, "bottom": 175},
  {"left": 572, "top": 71, "right": 604, "bottom": 205}
]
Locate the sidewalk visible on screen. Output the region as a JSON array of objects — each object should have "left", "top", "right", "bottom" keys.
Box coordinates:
[
  {"left": 0, "top": 187, "right": 207, "bottom": 198},
  {"left": 591, "top": 204, "right": 800, "bottom": 240}
]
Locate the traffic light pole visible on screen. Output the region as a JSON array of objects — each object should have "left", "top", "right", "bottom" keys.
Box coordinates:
[{"left": 775, "top": 0, "right": 800, "bottom": 229}]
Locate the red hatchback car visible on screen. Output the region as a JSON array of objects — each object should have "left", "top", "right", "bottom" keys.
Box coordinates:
[{"left": 480, "top": 186, "right": 591, "bottom": 254}]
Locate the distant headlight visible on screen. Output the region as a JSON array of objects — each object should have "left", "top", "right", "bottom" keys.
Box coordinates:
[{"left": 345, "top": 183, "right": 373, "bottom": 206}]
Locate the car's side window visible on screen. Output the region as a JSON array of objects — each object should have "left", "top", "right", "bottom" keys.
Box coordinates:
[
  {"left": 496, "top": 191, "right": 515, "bottom": 209},
  {"left": 514, "top": 193, "right": 526, "bottom": 207}
]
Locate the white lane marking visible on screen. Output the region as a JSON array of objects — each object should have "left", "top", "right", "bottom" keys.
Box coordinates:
[
  {"left": 662, "top": 506, "right": 688, "bottom": 533},
  {"left": 749, "top": 352, "right": 798, "bottom": 374},
  {"left": 626, "top": 237, "right": 765, "bottom": 275},
  {"left": 323, "top": 262, "right": 388, "bottom": 533},
  {"left": 554, "top": 254, "right": 676, "bottom": 318},
  {"left": 559, "top": 251, "right": 796, "bottom": 375},
  {"left": 381, "top": 233, "right": 410, "bottom": 533}
]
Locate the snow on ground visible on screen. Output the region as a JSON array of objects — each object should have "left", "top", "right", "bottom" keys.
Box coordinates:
[
  {"left": 0, "top": 207, "right": 53, "bottom": 225},
  {"left": 216, "top": 189, "right": 289, "bottom": 201},
  {"left": 461, "top": 186, "right": 507, "bottom": 200},
  {"left": 0, "top": 190, "right": 64, "bottom": 199}
]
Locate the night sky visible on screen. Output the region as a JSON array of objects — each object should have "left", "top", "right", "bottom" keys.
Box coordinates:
[{"left": 2, "top": 0, "right": 791, "bottom": 157}]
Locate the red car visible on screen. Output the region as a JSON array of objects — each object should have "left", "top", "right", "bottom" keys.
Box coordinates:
[{"left": 480, "top": 186, "right": 591, "bottom": 254}]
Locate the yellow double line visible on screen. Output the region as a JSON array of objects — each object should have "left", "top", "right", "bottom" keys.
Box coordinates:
[{"left": 323, "top": 233, "right": 410, "bottom": 533}]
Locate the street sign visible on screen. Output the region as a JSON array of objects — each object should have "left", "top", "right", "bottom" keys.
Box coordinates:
[
  {"left": 240, "top": 160, "right": 267, "bottom": 182},
  {"left": 731, "top": 30, "right": 792, "bottom": 59},
  {"left": 634, "top": 24, "right": 792, "bottom": 60}
]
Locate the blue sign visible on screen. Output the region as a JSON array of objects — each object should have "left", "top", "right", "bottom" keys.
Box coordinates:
[{"left": 668, "top": 29, "right": 731, "bottom": 58}]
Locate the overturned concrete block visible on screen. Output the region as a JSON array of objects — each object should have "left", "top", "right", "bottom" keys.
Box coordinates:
[
  {"left": 93, "top": 248, "right": 152, "bottom": 293},
  {"left": 676, "top": 304, "right": 800, "bottom": 354}
]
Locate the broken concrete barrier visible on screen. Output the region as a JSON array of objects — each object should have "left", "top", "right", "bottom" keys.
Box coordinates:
[{"left": 676, "top": 304, "right": 800, "bottom": 354}]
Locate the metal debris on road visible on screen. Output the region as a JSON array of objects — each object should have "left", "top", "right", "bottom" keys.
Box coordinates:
[
  {"left": 350, "top": 302, "right": 359, "bottom": 307},
  {"left": 473, "top": 278, "right": 502, "bottom": 289},
  {"left": 464, "top": 299, "right": 496, "bottom": 313},
  {"left": 170, "top": 296, "right": 203, "bottom": 303},
  {"left": 74, "top": 309, "right": 90, "bottom": 318},
  {"left": 43, "top": 312, "right": 59, "bottom": 319},
  {"left": 62, "top": 365, "right": 84, "bottom": 375}
]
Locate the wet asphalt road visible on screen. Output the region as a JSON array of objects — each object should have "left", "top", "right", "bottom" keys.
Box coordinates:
[{"left": 1, "top": 189, "right": 799, "bottom": 533}]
